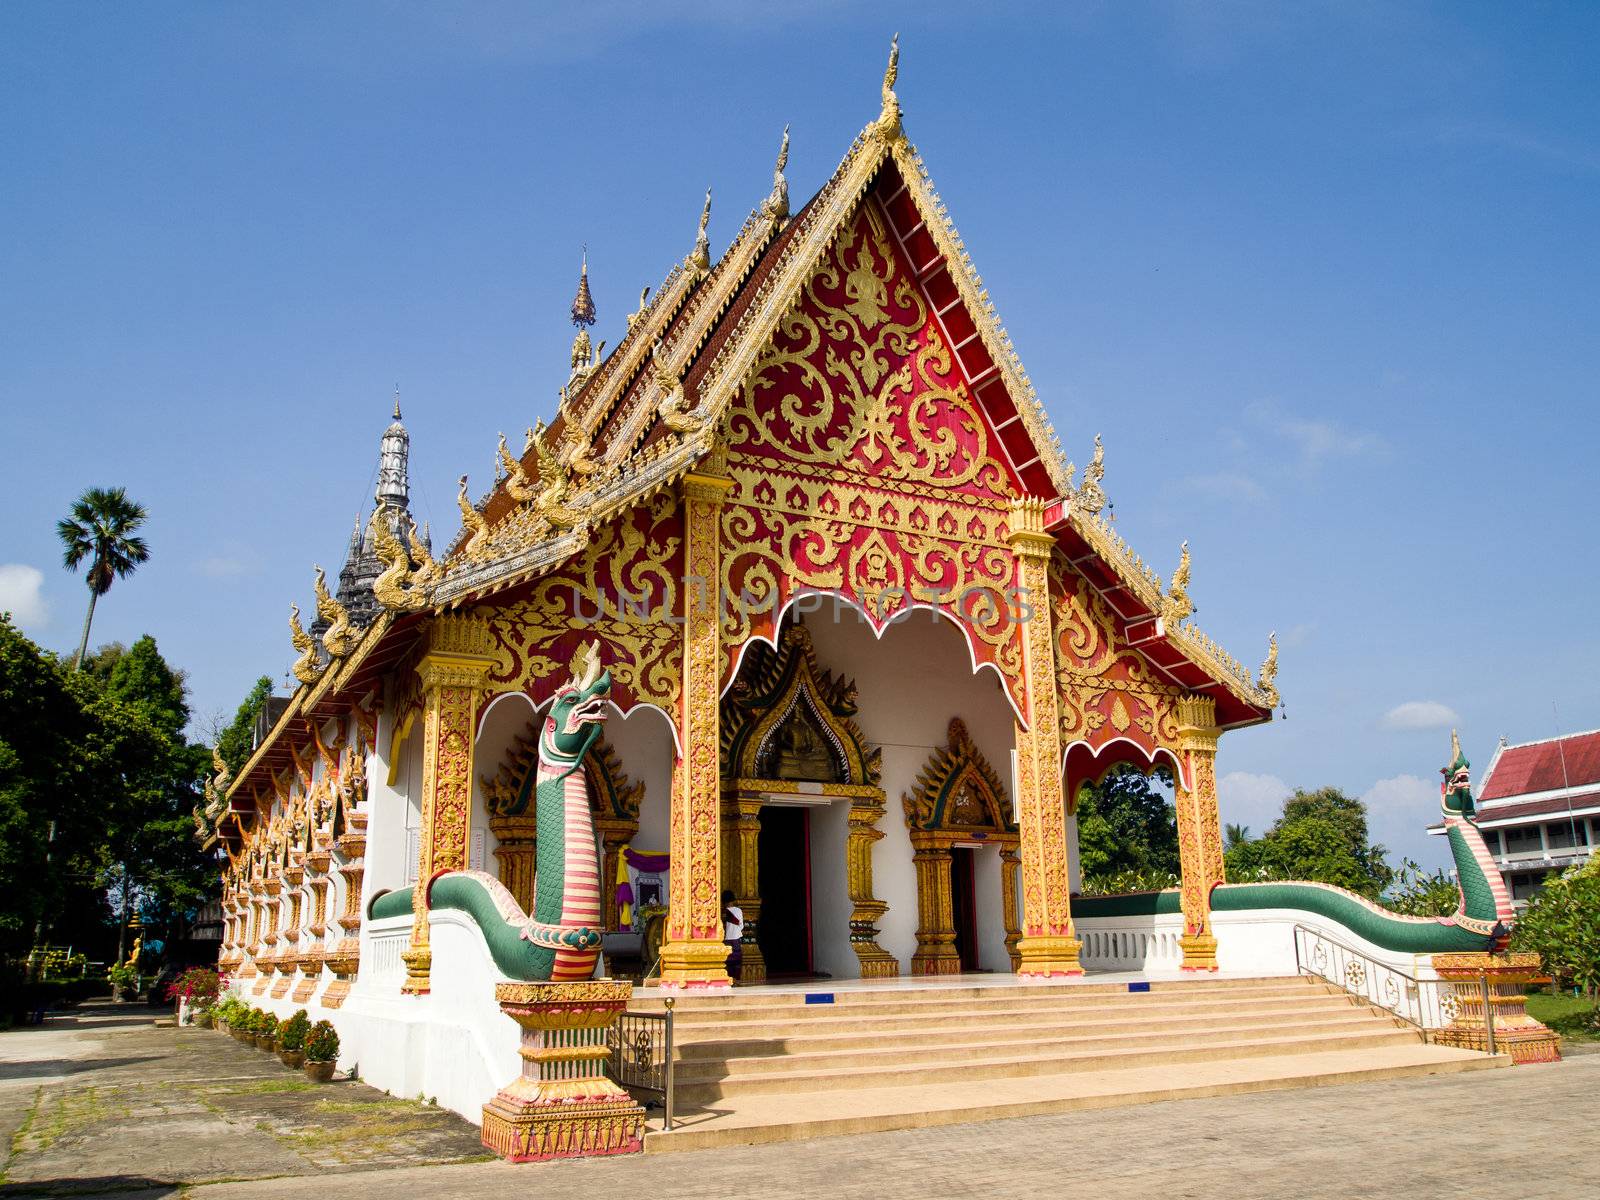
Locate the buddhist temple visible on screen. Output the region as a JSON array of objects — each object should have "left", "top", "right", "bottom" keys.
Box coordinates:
[{"left": 206, "top": 45, "right": 1539, "bottom": 1156}]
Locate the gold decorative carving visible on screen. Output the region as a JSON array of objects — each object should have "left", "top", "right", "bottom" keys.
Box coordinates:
[
  {"left": 498, "top": 433, "right": 537, "bottom": 504},
  {"left": 1010, "top": 502, "right": 1081, "bottom": 977},
  {"left": 1162, "top": 541, "right": 1193, "bottom": 626},
  {"left": 1258, "top": 632, "right": 1280, "bottom": 708},
  {"left": 313, "top": 566, "right": 355, "bottom": 657},
  {"left": 659, "top": 471, "right": 731, "bottom": 988},
  {"left": 456, "top": 475, "right": 492, "bottom": 561},
  {"left": 1173, "top": 692, "right": 1223, "bottom": 970},
  {"left": 901, "top": 717, "right": 1020, "bottom": 976},
  {"left": 288, "top": 603, "right": 323, "bottom": 685},
  {"left": 371, "top": 506, "right": 438, "bottom": 613}
]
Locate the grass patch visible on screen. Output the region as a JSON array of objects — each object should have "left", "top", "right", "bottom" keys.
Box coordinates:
[
  {"left": 211, "top": 1079, "right": 318, "bottom": 1095},
  {"left": 1527, "top": 991, "right": 1600, "bottom": 1041}
]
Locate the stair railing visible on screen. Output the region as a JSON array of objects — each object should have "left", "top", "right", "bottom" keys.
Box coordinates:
[
  {"left": 606, "top": 996, "right": 676, "bottom": 1130},
  {"left": 1291, "top": 924, "right": 1450, "bottom": 1031}
]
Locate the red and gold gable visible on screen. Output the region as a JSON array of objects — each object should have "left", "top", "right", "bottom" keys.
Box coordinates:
[
  {"left": 1049, "top": 555, "right": 1183, "bottom": 783},
  {"left": 718, "top": 197, "right": 1026, "bottom": 709},
  {"left": 478, "top": 493, "right": 685, "bottom": 717}
]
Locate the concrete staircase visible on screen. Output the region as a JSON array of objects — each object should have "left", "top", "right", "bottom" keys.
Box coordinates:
[{"left": 639, "top": 975, "right": 1505, "bottom": 1151}]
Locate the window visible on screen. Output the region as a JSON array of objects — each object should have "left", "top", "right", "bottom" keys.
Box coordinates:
[
  {"left": 1547, "top": 823, "right": 1575, "bottom": 850},
  {"left": 1504, "top": 825, "right": 1543, "bottom": 853},
  {"left": 1482, "top": 829, "right": 1502, "bottom": 855},
  {"left": 1510, "top": 873, "right": 1548, "bottom": 901}
]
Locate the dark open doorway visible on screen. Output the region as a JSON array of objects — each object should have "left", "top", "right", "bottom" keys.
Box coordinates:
[
  {"left": 757, "top": 805, "right": 813, "bottom": 977},
  {"left": 951, "top": 846, "right": 979, "bottom": 972}
]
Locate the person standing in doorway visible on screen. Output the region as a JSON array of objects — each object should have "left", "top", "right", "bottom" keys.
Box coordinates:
[{"left": 722, "top": 889, "right": 744, "bottom": 983}]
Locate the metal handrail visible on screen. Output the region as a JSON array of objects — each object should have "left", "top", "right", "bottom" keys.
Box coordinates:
[
  {"left": 607, "top": 997, "right": 675, "bottom": 1130},
  {"left": 1291, "top": 924, "right": 1435, "bottom": 1030}
]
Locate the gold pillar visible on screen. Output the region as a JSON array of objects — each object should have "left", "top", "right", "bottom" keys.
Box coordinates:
[
  {"left": 658, "top": 470, "right": 733, "bottom": 989},
  {"left": 847, "top": 796, "right": 898, "bottom": 976},
  {"left": 1008, "top": 499, "right": 1081, "bottom": 976},
  {"left": 489, "top": 811, "right": 538, "bottom": 913},
  {"left": 910, "top": 841, "right": 960, "bottom": 975},
  {"left": 1000, "top": 847, "right": 1022, "bottom": 971},
  {"left": 402, "top": 615, "right": 498, "bottom": 995},
  {"left": 1174, "top": 693, "right": 1223, "bottom": 970},
  {"left": 721, "top": 794, "right": 766, "bottom": 983}
]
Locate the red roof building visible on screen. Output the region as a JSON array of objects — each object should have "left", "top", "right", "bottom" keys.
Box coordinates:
[{"left": 1437, "top": 730, "right": 1600, "bottom": 904}]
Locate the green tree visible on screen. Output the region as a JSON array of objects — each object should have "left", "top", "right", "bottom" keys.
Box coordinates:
[
  {"left": 1224, "top": 823, "right": 1251, "bottom": 851},
  {"left": 1385, "top": 859, "right": 1460, "bottom": 918},
  {"left": 215, "top": 675, "right": 273, "bottom": 776},
  {"left": 1513, "top": 859, "right": 1600, "bottom": 997},
  {"left": 56, "top": 486, "right": 150, "bottom": 669},
  {"left": 1224, "top": 787, "right": 1393, "bottom": 898},
  {"left": 1076, "top": 763, "right": 1179, "bottom": 888}
]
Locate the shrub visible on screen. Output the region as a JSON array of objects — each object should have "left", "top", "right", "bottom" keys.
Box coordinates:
[
  {"left": 1513, "top": 858, "right": 1600, "bottom": 997},
  {"left": 165, "top": 967, "right": 222, "bottom": 1008},
  {"left": 106, "top": 961, "right": 140, "bottom": 993},
  {"left": 279, "top": 1009, "right": 312, "bottom": 1053},
  {"left": 216, "top": 996, "right": 249, "bottom": 1026},
  {"left": 257, "top": 1012, "right": 280, "bottom": 1041},
  {"left": 304, "top": 1020, "right": 339, "bottom": 1063}
]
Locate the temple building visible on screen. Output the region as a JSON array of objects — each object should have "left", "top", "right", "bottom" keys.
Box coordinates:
[{"left": 205, "top": 48, "right": 1539, "bottom": 1152}]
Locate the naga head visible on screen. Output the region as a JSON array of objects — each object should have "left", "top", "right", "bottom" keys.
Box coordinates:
[
  {"left": 1440, "top": 728, "right": 1476, "bottom": 818},
  {"left": 542, "top": 643, "right": 611, "bottom": 767}
]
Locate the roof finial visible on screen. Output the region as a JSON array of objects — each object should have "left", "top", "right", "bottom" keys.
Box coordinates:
[
  {"left": 393, "top": 384, "right": 401, "bottom": 421},
  {"left": 570, "top": 246, "right": 597, "bottom": 328},
  {"left": 762, "top": 125, "right": 791, "bottom": 221},
  {"left": 690, "top": 188, "right": 712, "bottom": 271},
  {"left": 877, "top": 33, "right": 902, "bottom": 136}
]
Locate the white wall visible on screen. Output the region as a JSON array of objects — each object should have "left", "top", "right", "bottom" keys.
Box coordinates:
[
  {"left": 808, "top": 799, "right": 854, "bottom": 978},
  {"left": 801, "top": 605, "right": 1019, "bottom": 975},
  {"left": 605, "top": 704, "right": 675, "bottom": 851}
]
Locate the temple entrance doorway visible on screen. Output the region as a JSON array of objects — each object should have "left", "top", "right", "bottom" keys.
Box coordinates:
[
  {"left": 757, "top": 805, "right": 814, "bottom": 977},
  {"left": 951, "top": 847, "right": 979, "bottom": 972}
]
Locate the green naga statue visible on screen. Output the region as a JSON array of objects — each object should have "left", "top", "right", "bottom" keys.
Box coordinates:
[
  {"left": 1078, "top": 729, "right": 1516, "bottom": 954},
  {"left": 370, "top": 643, "right": 614, "bottom": 982}
]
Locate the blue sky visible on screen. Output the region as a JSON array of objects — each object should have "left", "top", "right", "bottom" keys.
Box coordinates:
[{"left": 3, "top": 3, "right": 1597, "bottom": 871}]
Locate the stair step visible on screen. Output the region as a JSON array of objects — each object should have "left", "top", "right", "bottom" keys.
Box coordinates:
[
  {"left": 674, "top": 1008, "right": 1399, "bottom": 1068},
  {"left": 646, "top": 1045, "right": 1507, "bottom": 1152},
  {"left": 673, "top": 1027, "right": 1424, "bottom": 1102}
]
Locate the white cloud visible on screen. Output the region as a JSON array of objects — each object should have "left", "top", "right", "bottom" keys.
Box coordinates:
[
  {"left": 1381, "top": 700, "right": 1460, "bottom": 731},
  {"left": 1216, "top": 770, "right": 1291, "bottom": 835},
  {"left": 1245, "top": 401, "right": 1388, "bottom": 468},
  {"left": 0, "top": 564, "right": 48, "bottom": 629},
  {"left": 198, "top": 556, "right": 261, "bottom": 579}
]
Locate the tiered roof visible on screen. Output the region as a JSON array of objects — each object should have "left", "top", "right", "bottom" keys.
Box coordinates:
[{"left": 223, "top": 48, "right": 1277, "bottom": 830}]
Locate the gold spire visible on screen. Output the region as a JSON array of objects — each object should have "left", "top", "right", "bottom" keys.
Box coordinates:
[
  {"left": 1076, "top": 433, "right": 1106, "bottom": 515},
  {"left": 1258, "top": 632, "right": 1280, "bottom": 707},
  {"left": 570, "top": 248, "right": 596, "bottom": 328},
  {"left": 762, "top": 125, "right": 791, "bottom": 221},
  {"left": 877, "top": 33, "right": 902, "bottom": 137},
  {"left": 1162, "top": 541, "right": 1193, "bottom": 625},
  {"left": 392, "top": 385, "right": 401, "bottom": 421},
  {"left": 690, "top": 188, "right": 712, "bottom": 272}
]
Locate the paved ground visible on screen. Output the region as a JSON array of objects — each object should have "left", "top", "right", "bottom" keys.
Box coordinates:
[{"left": 3, "top": 1001, "right": 1595, "bottom": 1199}]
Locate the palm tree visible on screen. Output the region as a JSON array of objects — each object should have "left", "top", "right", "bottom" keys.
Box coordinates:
[
  {"left": 57, "top": 486, "right": 150, "bottom": 669},
  {"left": 1224, "top": 823, "right": 1251, "bottom": 851}
]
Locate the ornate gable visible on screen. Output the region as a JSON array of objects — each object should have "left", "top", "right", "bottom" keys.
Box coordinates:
[
  {"left": 903, "top": 717, "right": 1015, "bottom": 834},
  {"left": 721, "top": 624, "right": 880, "bottom": 788}
]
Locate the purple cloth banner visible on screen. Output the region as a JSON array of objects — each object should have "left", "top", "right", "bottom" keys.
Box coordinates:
[{"left": 622, "top": 848, "right": 671, "bottom": 873}]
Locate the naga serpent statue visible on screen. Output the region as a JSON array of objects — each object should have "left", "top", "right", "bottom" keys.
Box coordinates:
[
  {"left": 369, "top": 643, "right": 614, "bottom": 982},
  {"left": 1078, "top": 730, "right": 1516, "bottom": 953}
]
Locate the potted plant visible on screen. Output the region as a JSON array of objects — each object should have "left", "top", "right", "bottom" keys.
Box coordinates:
[
  {"left": 236, "top": 1008, "right": 259, "bottom": 1043},
  {"left": 303, "top": 1020, "right": 339, "bottom": 1082},
  {"left": 218, "top": 997, "right": 247, "bottom": 1037},
  {"left": 255, "top": 1011, "right": 280, "bottom": 1051},
  {"left": 106, "top": 961, "right": 139, "bottom": 1003},
  {"left": 277, "top": 1010, "right": 311, "bottom": 1068}
]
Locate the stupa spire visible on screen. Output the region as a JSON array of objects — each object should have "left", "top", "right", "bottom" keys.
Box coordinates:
[{"left": 570, "top": 249, "right": 597, "bottom": 329}]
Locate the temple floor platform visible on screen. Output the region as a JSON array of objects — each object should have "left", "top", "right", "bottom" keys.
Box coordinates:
[{"left": 632, "top": 973, "right": 1508, "bottom": 1151}]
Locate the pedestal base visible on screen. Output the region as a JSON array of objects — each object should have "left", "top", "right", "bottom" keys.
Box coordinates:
[
  {"left": 1431, "top": 952, "right": 1561, "bottom": 1065},
  {"left": 1016, "top": 934, "right": 1084, "bottom": 977},
  {"left": 400, "top": 946, "right": 431, "bottom": 995},
  {"left": 656, "top": 937, "right": 732, "bottom": 989},
  {"left": 1179, "top": 933, "right": 1219, "bottom": 971},
  {"left": 481, "top": 980, "right": 645, "bottom": 1162}
]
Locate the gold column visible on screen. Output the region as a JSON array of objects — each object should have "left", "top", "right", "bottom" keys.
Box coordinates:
[
  {"left": 720, "top": 793, "right": 765, "bottom": 983},
  {"left": 847, "top": 796, "right": 898, "bottom": 976},
  {"left": 489, "top": 811, "right": 538, "bottom": 913},
  {"left": 401, "top": 615, "right": 498, "bottom": 995},
  {"left": 1008, "top": 499, "right": 1082, "bottom": 976},
  {"left": 658, "top": 470, "right": 733, "bottom": 989},
  {"left": 910, "top": 841, "right": 960, "bottom": 975},
  {"left": 1174, "top": 693, "right": 1223, "bottom": 970},
  {"left": 1000, "top": 847, "right": 1022, "bottom": 971}
]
